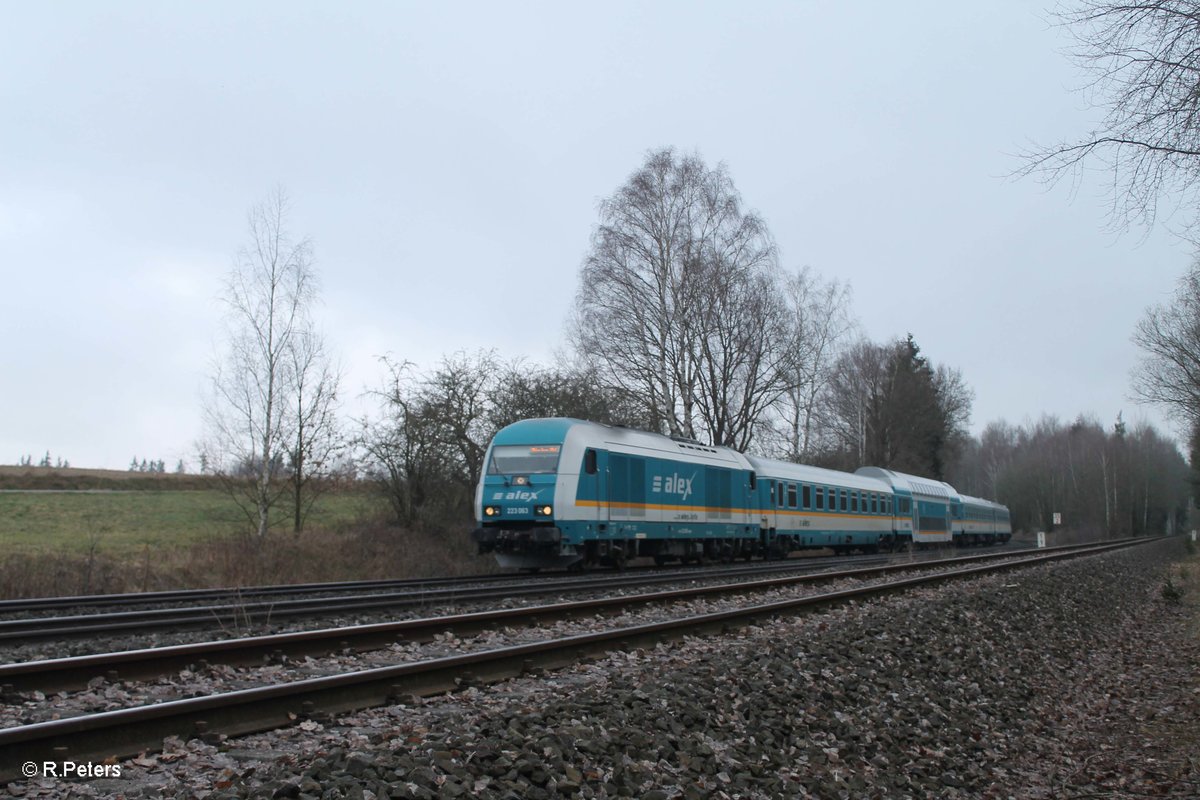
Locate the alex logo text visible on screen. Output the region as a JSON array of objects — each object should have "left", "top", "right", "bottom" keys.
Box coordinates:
[
  {"left": 491, "top": 490, "right": 542, "bottom": 501},
  {"left": 652, "top": 472, "right": 696, "bottom": 502}
]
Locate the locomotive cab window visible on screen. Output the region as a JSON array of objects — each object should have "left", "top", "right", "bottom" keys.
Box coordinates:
[
  {"left": 584, "top": 449, "right": 597, "bottom": 475},
  {"left": 488, "top": 445, "right": 561, "bottom": 474}
]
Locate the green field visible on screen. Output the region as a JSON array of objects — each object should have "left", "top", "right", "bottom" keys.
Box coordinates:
[{"left": 0, "top": 489, "right": 387, "bottom": 555}]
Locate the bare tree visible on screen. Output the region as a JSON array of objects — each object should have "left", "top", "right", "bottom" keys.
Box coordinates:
[
  {"left": 693, "top": 259, "right": 790, "bottom": 449},
  {"left": 285, "top": 327, "right": 343, "bottom": 532},
  {"left": 820, "top": 339, "right": 892, "bottom": 470},
  {"left": 202, "top": 188, "right": 318, "bottom": 538},
  {"left": 1022, "top": 1, "right": 1200, "bottom": 231},
  {"left": 572, "top": 147, "right": 779, "bottom": 446},
  {"left": 772, "top": 268, "right": 856, "bottom": 461},
  {"left": 1132, "top": 260, "right": 1200, "bottom": 420},
  {"left": 359, "top": 357, "right": 449, "bottom": 526}
]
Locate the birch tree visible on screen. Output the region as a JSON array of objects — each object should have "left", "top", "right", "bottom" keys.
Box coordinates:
[
  {"left": 202, "top": 188, "right": 335, "bottom": 537},
  {"left": 774, "top": 268, "right": 856, "bottom": 460},
  {"left": 572, "top": 147, "right": 780, "bottom": 446}
]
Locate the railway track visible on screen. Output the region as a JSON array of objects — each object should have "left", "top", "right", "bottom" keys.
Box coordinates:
[
  {"left": 0, "top": 541, "right": 1087, "bottom": 694},
  {"left": 0, "top": 545, "right": 1025, "bottom": 644},
  {"left": 0, "top": 538, "right": 1148, "bottom": 779},
  {"left": 0, "top": 545, "right": 1020, "bottom": 617}
]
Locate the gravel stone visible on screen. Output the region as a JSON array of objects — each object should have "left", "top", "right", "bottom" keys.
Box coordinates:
[{"left": 6, "top": 540, "right": 1199, "bottom": 798}]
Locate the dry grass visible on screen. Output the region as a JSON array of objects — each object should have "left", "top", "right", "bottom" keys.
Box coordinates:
[
  {"left": 0, "top": 471, "right": 500, "bottom": 598},
  {"left": 0, "top": 521, "right": 499, "bottom": 599}
]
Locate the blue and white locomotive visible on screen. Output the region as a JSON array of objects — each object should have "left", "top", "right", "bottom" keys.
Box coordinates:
[{"left": 471, "top": 418, "right": 1011, "bottom": 570}]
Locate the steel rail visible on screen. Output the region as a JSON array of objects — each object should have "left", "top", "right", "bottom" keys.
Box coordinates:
[
  {"left": 0, "top": 538, "right": 1152, "bottom": 779},
  {"left": 0, "top": 543, "right": 1025, "bottom": 616},
  {"left": 0, "top": 541, "right": 1104, "bottom": 694},
  {"left": 0, "top": 545, "right": 1034, "bottom": 643},
  {"left": 0, "top": 552, "right": 886, "bottom": 614}
]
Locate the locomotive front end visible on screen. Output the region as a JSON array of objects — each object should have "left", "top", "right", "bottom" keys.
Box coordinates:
[{"left": 472, "top": 419, "right": 582, "bottom": 570}]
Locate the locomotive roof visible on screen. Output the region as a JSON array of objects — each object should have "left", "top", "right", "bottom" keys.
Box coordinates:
[{"left": 492, "top": 418, "right": 751, "bottom": 467}]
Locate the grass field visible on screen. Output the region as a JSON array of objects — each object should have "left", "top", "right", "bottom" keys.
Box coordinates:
[
  {"left": 0, "top": 467, "right": 497, "bottom": 597},
  {"left": 0, "top": 489, "right": 388, "bottom": 555}
]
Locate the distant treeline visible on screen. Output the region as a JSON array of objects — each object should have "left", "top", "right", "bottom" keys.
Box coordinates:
[{"left": 0, "top": 466, "right": 223, "bottom": 492}]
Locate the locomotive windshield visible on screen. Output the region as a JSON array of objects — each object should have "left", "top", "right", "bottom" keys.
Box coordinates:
[{"left": 487, "top": 444, "right": 561, "bottom": 474}]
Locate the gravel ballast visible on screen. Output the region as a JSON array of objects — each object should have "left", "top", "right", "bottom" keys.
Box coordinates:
[{"left": 8, "top": 539, "right": 1198, "bottom": 799}]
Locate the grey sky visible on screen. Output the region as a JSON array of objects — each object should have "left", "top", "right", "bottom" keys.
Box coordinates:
[{"left": 1, "top": 1, "right": 1187, "bottom": 470}]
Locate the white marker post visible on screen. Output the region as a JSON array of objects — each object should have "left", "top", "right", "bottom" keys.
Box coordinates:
[{"left": 1036, "top": 531, "right": 1046, "bottom": 548}]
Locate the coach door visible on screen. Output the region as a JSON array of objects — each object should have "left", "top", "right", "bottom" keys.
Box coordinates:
[
  {"left": 763, "top": 479, "right": 778, "bottom": 531},
  {"left": 912, "top": 499, "right": 921, "bottom": 538}
]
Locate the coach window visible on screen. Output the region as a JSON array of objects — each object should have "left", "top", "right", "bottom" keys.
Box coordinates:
[
  {"left": 869, "top": 494, "right": 876, "bottom": 514},
  {"left": 840, "top": 490, "right": 847, "bottom": 512},
  {"left": 851, "top": 492, "right": 858, "bottom": 513},
  {"left": 777, "top": 482, "right": 785, "bottom": 507},
  {"left": 816, "top": 487, "right": 824, "bottom": 511},
  {"left": 885, "top": 497, "right": 892, "bottom": 515},
  {"left": 802, "top": 484, "right": 811, "bottom": 509},
  {"left": 787, "top": 483, "right": 797, "bottom": 508}
]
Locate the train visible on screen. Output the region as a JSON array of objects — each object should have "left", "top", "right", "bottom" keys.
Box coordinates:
[{"left": 471, "top": 418, "right": 1011, "bottom": 570}]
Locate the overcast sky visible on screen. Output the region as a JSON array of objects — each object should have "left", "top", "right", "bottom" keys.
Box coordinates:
[{"left": 1, "top": 1, "right": 1190, "bottom": 470}]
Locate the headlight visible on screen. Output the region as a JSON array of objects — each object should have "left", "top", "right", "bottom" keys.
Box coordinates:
[
  {"left": 484, "top": 506, "right": 500, "bottom": 517},
  {"left": 536, "top": 505, "right": 553, "bottom": 516}
]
